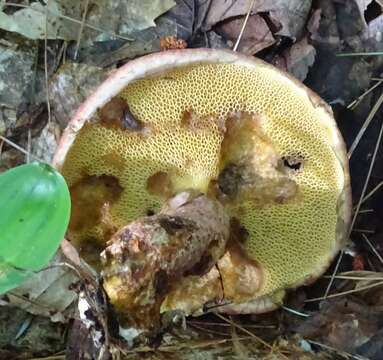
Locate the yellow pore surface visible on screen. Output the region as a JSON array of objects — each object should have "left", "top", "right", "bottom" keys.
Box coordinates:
[{"left": 62, "top": 63, "right": 345, "bottom": 297}]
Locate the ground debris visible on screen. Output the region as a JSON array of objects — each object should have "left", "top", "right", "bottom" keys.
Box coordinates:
[
  {"left": 0, "top": 0, "right": 175, "bottom": 43},
  {"left": 294, "top": 296, "right": 383, "bottom": 359},
  {"left": 49, "top": 62, "right": 108, "bottom": 129}
]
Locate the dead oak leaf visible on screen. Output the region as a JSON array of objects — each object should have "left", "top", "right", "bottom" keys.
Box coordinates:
[
  {"left": 215, "top": 14, "right": 275, "bottom": 55},
  {"left": 197, "top": 0, "right": 312, "bottom": 40}
]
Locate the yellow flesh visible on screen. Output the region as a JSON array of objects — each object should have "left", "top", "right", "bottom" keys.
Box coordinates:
[{"left": 62, "top": 63, "right": 344, "bottom": 297}]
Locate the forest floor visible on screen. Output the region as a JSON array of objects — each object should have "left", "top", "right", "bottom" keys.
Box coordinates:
[{"left": 1, "top": 0, "right": 383, "bottom": 359}]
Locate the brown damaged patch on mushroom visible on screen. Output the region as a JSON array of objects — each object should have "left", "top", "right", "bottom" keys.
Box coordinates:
[
  {"left": 181, "top": 109, "right": 226, "bottom": 133},
  {"left": 68, "top": 175, "right": 123, "bottom": 260},
  {"left": 215, "top": 111, "right": 299, "bottom": 205},
  {"left": 217, "top": 243, "right": 264, "bottom": 303},
  {"left": 98, "top": 96, "right": 145, "bottom": 132},
  {"left": 100, "top": 152, "right": 126, "bottom": 172},
  {"left": 146, "top": 171, "right": 173, "bottom": 197}
]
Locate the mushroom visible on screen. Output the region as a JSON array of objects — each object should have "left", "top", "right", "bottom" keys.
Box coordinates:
[{"left": 53, "top": 49, "right": 351, "bottom": 330}]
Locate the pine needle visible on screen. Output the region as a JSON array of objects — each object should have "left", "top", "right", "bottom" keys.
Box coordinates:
[{"left": 348, "top": 91, "right": 383, "bottom": 158}]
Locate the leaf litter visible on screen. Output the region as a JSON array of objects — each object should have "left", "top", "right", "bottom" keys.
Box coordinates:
[{"left": 1, "top": 0, "right": 383, "bottom": 358}]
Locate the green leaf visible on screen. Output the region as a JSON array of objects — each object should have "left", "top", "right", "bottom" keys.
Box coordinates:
[{"left": 0, "top": 162, "right": 70, "bottom": 293}]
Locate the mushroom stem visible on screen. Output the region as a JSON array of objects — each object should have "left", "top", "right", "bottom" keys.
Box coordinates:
[{"left": 100, "top": 191, "right": 230, "bottom": 330}]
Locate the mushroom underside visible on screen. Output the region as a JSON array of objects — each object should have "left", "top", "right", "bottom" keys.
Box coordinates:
[{"left": 59, "top": 59, "right": 349, "bottom": 327}]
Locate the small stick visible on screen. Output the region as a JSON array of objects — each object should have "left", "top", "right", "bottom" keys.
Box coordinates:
[
  {"left": 362, "top": 233, "right": 383, "bottom": 265},
  {"left": 348, "top": 92, "right": 383, "bottom": 158},
  {"left": 0, "top": 135, "right": 45, "bottom": 163},
  {"left": 74, "top": 0, "right": 90, "bottom": 60},
  {"left": 233, "top": 0, "right": 256, "bottom": 52}
]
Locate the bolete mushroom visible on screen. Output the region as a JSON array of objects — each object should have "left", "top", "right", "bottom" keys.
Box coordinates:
[{"left": 53, "top": 49, "right": 351, "bottom": 330}]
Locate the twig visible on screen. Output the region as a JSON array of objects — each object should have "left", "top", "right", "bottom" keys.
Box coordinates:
[
  {"left": 362, "top": 234, "right": 383, "bottom": 265},
  {"left": 360, "top": 180, "right": 383, "bottom": 205},
  {"left": 358, "top": 209, "right": 374, "bottom": 214},
  {"left": 188, "top": 320, "right": 275, "bottom": 329},
  {"left": 352, "top": 229, "right": 375, "bottom": 234},
  {"left": 323, "top": 249, "right": 344, "bottom": 298},
  {"left": 44, "top": 1, "right": 52, "bottom": 125},
  {"left": 233, "top": 0, "right": 256, "bottom": 52},
  {"left": 347, "top": 79, "right": 383, "bottom": 109},
  {"left": 306, "top": 280, "right": 383, "bottom": 302},
  {"left": 308, "top": 340, "right": 369, "bottom": 360},
  {"left": 26, "top": 127, "right": 31, "bottom": 163},
  {"left": 337, "top": 51, "right": 383, "bottom": 57},
  {"left": 281, "top": 305, "right": 310, "bottom": 317},
  {"left": 0, "top": 135, "right": 45, "bottom": 163},
  {"left": 214, "top": 313, "right": 289, "bottom": 359},
  {"left": 348, "top": 91, "right": 383, "bottom": 158},
  {"left": 74, "top": 0, "right": 90, "bottom": 60},
  {"left": 323, "top": 274, "right": 383, "bottom": 281},
  {"left": 349, "top": 116, "right": 383, "bottom": 235}
]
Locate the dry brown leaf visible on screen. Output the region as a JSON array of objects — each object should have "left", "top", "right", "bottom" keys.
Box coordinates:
[
  {"left": 4, "top": 252, "right": 78, "bottom": 322},
  {"left": 283, "top": 37, "right": 316, "bottom": 81},
  {"left": 296, "top": 298, "right": 381, "bottom": 355},
  {"left": 215, "top": 15, "right": 275, "bottom": 55},
  {"left": 308, "top": 0, "right": 340, "bottom": 47},
  {"left": 197, "top": 0, "right": 312, "bottom": 39}
]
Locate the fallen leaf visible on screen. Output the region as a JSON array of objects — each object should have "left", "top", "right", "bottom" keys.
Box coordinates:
[
  {"left": 0, "top": 307, "right": 66, "bottom": 355},
  {"left": 0, "top": 1, "right": 78, "bottom": 40},
  {"left": 49, "top": 62, "right": 108, "bottom": 129},
  {"left": 355, "top": 0, "right": 375, "bottom": 26},
  {"left": 283, "top": 37, "right": 316, "bottom": 81},
  {"left": 74, "top": 0, "right": 193, "bottom": 67},
  {"left": 31, "top": 122, "right": 60, "bottom": 163},
  {"left": 295, "top": 298, "right": 380, "bottom": 355},
  {"left": 1, "top": 0, "right": 175, "bottom": 43},
  {"left": 196, "top": 0, "right": 251, "bottom": 31},
  {"left": 215, "top": 14, "right": 275, "bottom": 55},
  {"left": 362, "top": 13, "right": 383, "bottom": 50},
  {"left": 0, "top": 43, "right": 37, "bottom": 109},
  {"left": 335, "top": 0, "right": 370, "bottom": 38},
  {"left": 196, "top": 0, "right": 312, "bottom": 39},
  {"left": 191, "top": 30, "right": 230, "bottom": 50},
  {"left": 4, "top": 252, "right": 78, "bottom": 321},
  {"left": 309, "top": 0, "right": 340, "bottom": 47}
]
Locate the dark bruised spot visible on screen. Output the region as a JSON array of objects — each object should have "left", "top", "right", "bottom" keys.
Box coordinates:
[
  {"left": 158, "top": 216, "right": 186, "bottom": 235},
  {"left": 69, "top": 175, "right": 123, "bottom": 234},
  {"left": 98, "top": 96, "right": 143, "bottom": 131},
  {"left": 100, "top": 152, "right": 125, "bottom": 172},
  {"left": 121, "top": 107, "right": 143, "bottom": 131},
  {"left": 146, "top": 171, "right": 173, "bottom": 196},
  {"left": 230, "top": 217, "right": 249, "bottom": 244},
  {"left": 217, "top": 163, "right": 244, "bottom": 196},
  {"left": 181, "top": 109, "right": 194, "bottom": 128},
  {"left": 184, "top": 253, "right": 213, "bottom": 276},
  {"left": 79, "top": 238, "right": 109, "bottom": 270},
  {"left": 282, "top": 156, "right": 303, "bottom": 171},
  {"left": 146, "top": 209, "right": 155, "bottom": 216},
  {"left": 19, "top": 218, "right": 24, "bottom": 222},
  {"left": 153, "top": 270, "right": 169, "bottom": 297}
]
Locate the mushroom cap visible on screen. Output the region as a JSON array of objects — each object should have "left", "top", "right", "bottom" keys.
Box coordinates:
[{"left": 54, "top": 49, "right": 351, "bottom": 307}]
